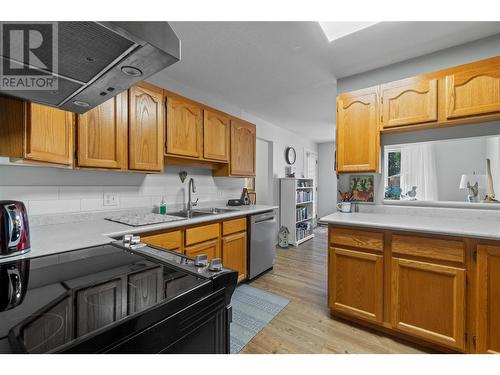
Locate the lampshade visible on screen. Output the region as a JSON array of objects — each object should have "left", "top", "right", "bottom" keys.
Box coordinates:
[{"left": 459, "top": 174, "right": 487, "bottom": 189}]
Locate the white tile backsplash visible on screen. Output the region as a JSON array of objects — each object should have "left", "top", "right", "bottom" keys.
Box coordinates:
[
  {"left": 0, "top": 165, "right": 246, "bottom": 216},
  {"left": 29, "top": 199, "right": 81, "bottom": 215}
]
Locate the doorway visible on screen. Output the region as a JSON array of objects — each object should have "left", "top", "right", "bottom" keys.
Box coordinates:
[
  {"left": 305, "top": 150, "right": 318, "bottom": 226},
  {"left": 255, "top": 138, "right": 273, "bottom": 205}
]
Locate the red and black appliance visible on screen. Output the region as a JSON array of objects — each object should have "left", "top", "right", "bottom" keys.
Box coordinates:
[{"left": 0, "top": 201, "right": 30, "bottom": 258}]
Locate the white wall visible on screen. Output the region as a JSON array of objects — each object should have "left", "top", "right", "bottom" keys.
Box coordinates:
[
  {"left": 317, "top": 142, "right": 337, "bottom": 218},
  {"left": 0, "top": 161, "right": 245, "bottom": 215}
]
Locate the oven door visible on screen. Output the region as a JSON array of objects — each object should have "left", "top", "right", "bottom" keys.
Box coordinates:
[{"left": 105, "top": 288, "right": 229, "bottom": 354}]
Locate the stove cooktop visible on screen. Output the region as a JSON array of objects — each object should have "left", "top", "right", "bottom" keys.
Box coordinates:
[
  {"left": 105, "top": 213, "right": 186, "bottom": 227},
  {"left": 0, "top": 245, "right": 211, "bottom": 354}
]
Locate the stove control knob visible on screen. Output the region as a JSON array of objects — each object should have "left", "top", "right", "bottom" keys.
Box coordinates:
[
  {"left": 194, "top": 254, "right": 208, "bottom": 267},
  {"left": 208, "top": 258, "right": 223, "bottom": 272}
]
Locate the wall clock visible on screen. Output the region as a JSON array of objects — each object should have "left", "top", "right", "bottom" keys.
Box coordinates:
[{"left": 285, "top": 147, "right": 296, "bottom": 165}]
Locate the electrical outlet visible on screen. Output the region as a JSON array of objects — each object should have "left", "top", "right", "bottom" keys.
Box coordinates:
[{"left": 103, "top": 192, "right": 118, "bottom": 206}]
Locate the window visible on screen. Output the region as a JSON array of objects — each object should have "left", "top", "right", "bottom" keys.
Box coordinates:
[{"left": 385, "top": 148, "right": 401, "bottom": 200}]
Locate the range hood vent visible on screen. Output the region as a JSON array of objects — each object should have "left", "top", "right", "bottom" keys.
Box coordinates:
[{"left": 0, "top": 22, "right": 180, "bottom": 113}]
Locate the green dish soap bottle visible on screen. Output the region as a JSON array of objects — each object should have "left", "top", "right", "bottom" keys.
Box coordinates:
[{"left": 159, "top": 197, "right": 167, "bottom": 215}]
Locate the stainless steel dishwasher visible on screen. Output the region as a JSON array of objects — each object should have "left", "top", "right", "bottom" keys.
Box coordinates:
[{"left": 248, "top": 210, "right": 278, "bottom": 279}]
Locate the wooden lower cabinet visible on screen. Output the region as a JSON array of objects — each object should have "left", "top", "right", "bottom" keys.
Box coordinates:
[
  {"left": 222, "top": 231, "right": 247, "bottom": 283},
  {"left": 391, "top": 258, "right": 466, "bottom": 351},
  {"left": 329, "top": 247, "right": 384, "bottom": 323},
  {"left": 476, "top": 244, "right": 500, "bottom": 354},
  {"left": 185, "top": 239, "right": 220, "bottom": 260},
  {"left": 327, "top": 225, "right": 500, "bottom": 353}
]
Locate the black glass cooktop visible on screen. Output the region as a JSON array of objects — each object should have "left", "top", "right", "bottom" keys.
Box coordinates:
[{"left": 0, "top": 245, "right": 210, "bottom": 354}]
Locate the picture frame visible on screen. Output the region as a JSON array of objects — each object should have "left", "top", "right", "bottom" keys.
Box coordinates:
[{"left": 349, "top": 175, "right": 374, "bottom": 202}]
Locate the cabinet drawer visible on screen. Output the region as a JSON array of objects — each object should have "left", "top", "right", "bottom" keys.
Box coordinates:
[
  {"left": 329, "top": 226, "right": 383, "bottom": 252},
  {"left": 185, "top": 223, "right": 220, "bottom": 246},
  {"left": 142, "top": 230, "right": 182, "bottom": 252},
  {"left": 392, "top": 234, "right": 465, "bottom": 264},
  {"left": 222, "top": 217, "right": 247, "bottom": 236}
]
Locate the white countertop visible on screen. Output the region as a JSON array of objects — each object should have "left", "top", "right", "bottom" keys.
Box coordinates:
[
  {"left": 2, "top": 205, "right": 277, "bottom": 263},
  {"left": 321, "top": 211, "right": 500, "bottom": 240}
]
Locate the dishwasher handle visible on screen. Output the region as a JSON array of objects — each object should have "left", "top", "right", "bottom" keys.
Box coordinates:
[
  {"left": 254, "top": 216, "right": 276, "bottom": 224},
  {"left": 251, "top": 211, "right": 277, "bottom": 224}
]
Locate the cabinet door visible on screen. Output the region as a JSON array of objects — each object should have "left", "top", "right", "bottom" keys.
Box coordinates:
[
  {"left": 76, "top": 279, "right": 125, "bottom": 337},
  {"left": 391, "top": 258, "right": 466, "bottom": 351},
  {"left": 128, "top": 267, "right": 163, "bottom": 315},
  {"left": 128, "top": 84, "right": 164, "bottom": 172},
  {"left": 381, "top": 77, "right": 438, "bottom": 128},
  {"left": 222, "top": 231, "right": 247, "bottom": 283},
  {"left": 203, "top": 109, "right": 230, "bottom": 161},
  {"left": 336, "top": 87, "right": 379, "bottom": 173},
  {"left": 77, "top": 92, "right": 127, "bottom": 169},
  {"left": 230, "top": 119, "right": 256, "bottom": 176},
  {"left": 328, "top": 247, "right": 384, "bottom": 323},
  {"left": 444, "top": 59, "right": 500, "bottom": 119},
  {"left": 165, "top": 96, "right": 203, "bottom": 158},
  {"left": 185, "top": 239, "right": 220, "bottom": 261},
  {"left": 26, "top": 103, "right": 74, "bottom": 165},
  {"left": 476, "top": 244, "right": 500, "bottom": 354}
]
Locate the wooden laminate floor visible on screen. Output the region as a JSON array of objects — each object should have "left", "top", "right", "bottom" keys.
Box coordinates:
[{"left": 240, "top": 229, "right": 428, "bottom": 354}]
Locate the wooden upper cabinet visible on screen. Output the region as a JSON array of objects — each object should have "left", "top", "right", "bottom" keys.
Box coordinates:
[
  {"left": 336, "top": 86, "right": 380, "bottom": 173},
  {"left": 230, "top": 119, "right": 256, "bottom": 176},
  {"left": 76, "top": 92, "right": 127, "bottom": 169},
  {"left": 165, "top": 95, "right": 203, "bottom": 158},
  {"left": 203, "top": 109, "right": 230, "bottom": 162},
  {"left": 329, "top": 247, "right": 384, "bottom": 323},
  {"left": 128, "top": 83, "right": 164, "bottom": 172},
  {"left": 444, "top": 58, "right": 500, "bottom": 120},
  {"left": 391, "top": 258, "right": 466, "bottom": 351},
  {"left": 380, "top": 77, "right": 438, "bottom": 128},
  {"left": 26, "top": 103, "right": 74, "bottom": 166},
  {"left": 476, "top": 244, "right": 500, "bottom": 354},
  {"left": 0, "top": 96, "right": 74, "bottom": 166}
]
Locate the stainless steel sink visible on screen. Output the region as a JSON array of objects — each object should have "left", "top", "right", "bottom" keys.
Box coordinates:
[
  {"left": 194, "top": 207, "right": 237, "bottom": 215},
  {"left": 168, "top": 207, "right": 237, "bottom": 219},
  {"left": 168, "top": 210, "right": 210, "bottom": 219}
]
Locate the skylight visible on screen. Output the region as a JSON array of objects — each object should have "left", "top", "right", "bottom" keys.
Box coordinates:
[{"left": 318, "top": 22, "right": 379, "bottom": 42}]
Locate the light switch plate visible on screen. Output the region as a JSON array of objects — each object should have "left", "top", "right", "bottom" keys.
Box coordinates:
[{"left": 103, "top": 192, "right": 118, "bottom": 206}]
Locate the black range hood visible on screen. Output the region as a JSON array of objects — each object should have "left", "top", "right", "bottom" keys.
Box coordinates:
[{"left": 0, "top": 22, "right": 180, "bottom": 113}]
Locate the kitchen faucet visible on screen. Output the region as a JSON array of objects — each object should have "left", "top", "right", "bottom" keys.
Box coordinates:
[{"left": 187, "top": 178, "right": 199, "bottom": 213}]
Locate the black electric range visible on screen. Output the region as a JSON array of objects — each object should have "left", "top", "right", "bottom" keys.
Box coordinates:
[{"left": 0, "top": 243, "right": 237, "bottom": 354}]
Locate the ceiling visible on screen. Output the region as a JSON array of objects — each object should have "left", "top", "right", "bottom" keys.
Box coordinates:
[{"left": 150, "top": 22, "right": 500, "bottom": 143}]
